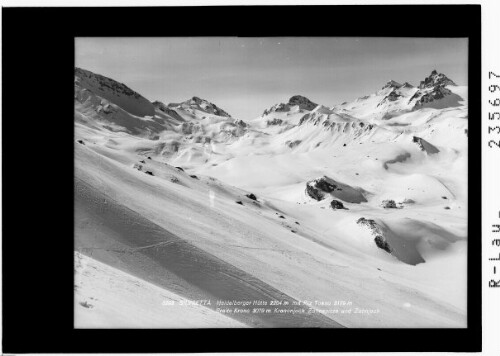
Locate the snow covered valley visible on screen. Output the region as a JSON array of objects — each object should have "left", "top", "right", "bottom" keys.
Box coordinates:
[{"left": 74, "top": 68, "right": 468, "bottom": 328}]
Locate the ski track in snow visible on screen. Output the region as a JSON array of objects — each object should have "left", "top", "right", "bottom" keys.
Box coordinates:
[{"left": 75, "top": 178, "right": 343, "bottom": 328}]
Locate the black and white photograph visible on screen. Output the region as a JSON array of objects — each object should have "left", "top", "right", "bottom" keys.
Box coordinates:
[
  {"left": 74, "top": 36, "right": 469, "bottom": 328},
  {"left": 3, "top": 3, "right": 494, "bottom": 354}
]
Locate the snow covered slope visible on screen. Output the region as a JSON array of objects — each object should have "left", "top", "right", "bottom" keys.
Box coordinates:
[
  {"left": 75, "top": 252, "right": 246, "bottom": 328},
  {"left": 75, "top": 68, "right": 468, "bottom": 328}
]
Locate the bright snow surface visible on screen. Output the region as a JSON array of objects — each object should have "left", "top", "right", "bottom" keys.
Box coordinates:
[{"left": 75, "top": 68, "right": 468, "bottom": 328}]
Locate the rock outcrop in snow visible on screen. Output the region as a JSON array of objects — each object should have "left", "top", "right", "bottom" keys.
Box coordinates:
[
  {"left": 412, "top": 136, "right": 440, "bottom": 154},
  {"left": 357, "top": 217, "right": 393, "bottom": 253},
  {"left": 306, "top": 176, "right": 367, "bottom": 203}
]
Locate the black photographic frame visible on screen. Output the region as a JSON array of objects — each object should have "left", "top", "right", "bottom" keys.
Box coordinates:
[{"left": 2, "top": 4, "right": 481, "bottom": 353}]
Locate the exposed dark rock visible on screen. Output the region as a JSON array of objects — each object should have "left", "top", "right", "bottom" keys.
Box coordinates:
[
  {"left": 77, "top": 140, "right": 85, "bottom": 145},
  {"left": 145, "top": 171, "right": 154, "bottom": 176},
  {"left": 378, "top": 89, "right": 402, "bottom": 106},
  {"left": 357, "top": 217, "right": 393, "bottom": 254},
  {"left": 412, "top": 136, "right": 440, "bottom": 154},
  {"left": 170, "top": 176, "right": 180, "bottom": 184},
  {"left": 291, "top": 230, "right": 297, "bottom": 233},
  {"left": 266, "top": 118, "right": 284, "bottom": 126},
  {"left": 147, "top": 156, "right": 152, "bottom": 160},
  {"left": 288, "top": 95, "right": 318, "bottom": 111},
  {"left": 262, "top": 95, "right": 317, "bottom": 116},
  {"left": 442, "top": 196, "right": 448, "bottom": 199},
  {"left": 234, "top": 119, "right": 248, "bottom": 128},
  {"left": 175, "top": 167, "right": 184, "bottom": 172},
  {"left": 305, "top": 177, "right": 338, "bottom": 201},
  {"left": 374, "top": 235, "right": 392, "bottom": 253},
  {"left": 382, "top": 80, "right": 402, "bottom": 89},
  {"left": 330, "top": 200, "right": 348, "bottom": 210},
  {"left": 444, "top": 206, "right": 451, "bottom": 210},
  {"left": 295, "top": 221, "right": 300, "bottom": 225},
  {"left": 133, "top": 163, "right": 143, "bottom": 171},
  {"left": 413, "top": 85, "right": 453, "bottom": 107},
  {"left": 139, "top": 160, "right": 146, "bottom": 164},
  {"left": 153, "top": 101, "right": 186, "bottom": 121},
  {"left": 418, "top": 70, "right": 456, "bottom": 89},
  {"left": 381, "top": 200, "right": 398, "bottom": 209},
  {"left": 79, "top": 301, "right": 93, "bottom": 309},
  {"left": 343, "top": 143, "right": 347, "bottom": 147},
  {"left": 306, "top": 184, "right": 324, "bottom": 201},
  {"left": 245, "top": 193, "right": 257, "bottom": 201},
  {"left": 285, "top": 140, "right": 302, "bottom": 148},
  {"left": 189, "top": 175, "right": 199, "bottom": 179},
  {"left": 279, "top": 215, "right": 285, "bottom": 219},
  {"left": 183, "top": 96, "right": 232, "bottom": 118},
  {"left": 236, "top": 201, "right": 243, "bottom": 205}
]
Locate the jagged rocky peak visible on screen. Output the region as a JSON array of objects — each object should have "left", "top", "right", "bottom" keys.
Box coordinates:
[
  {"left": 288, "top": 95, "right": 318, "bottom": 111},
  {"left": 180, "top": 96, "right": 232, "bottom": 118},
  {"left": 419, "top": 70, "right": 456, "bottom": 89},
  {"left": 401, "top": 82, "right": 414, "bottom": 88},
  {"left": 382, "top": 80, "right": 402, "bottom": 89}
]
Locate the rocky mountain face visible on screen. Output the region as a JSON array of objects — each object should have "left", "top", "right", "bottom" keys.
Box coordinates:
[
  {"left": 262, "top": 95, "right": 318, "bottom": 116},
  {"left": 382, "top": 80, "right": 403, "bottom": 90},
  {"left": 172, "top": 96, "right": 233, "bottom": 118},
  {"left": 75, "top": 67, "right": 155, "bottom": 117},
  {"left": 152, "top": 101, "right": 185, "bottom": 122},
  {"left": 288, "top": 95, "right": 318, "bottom": 111},
  {"left": 418, "top": 70, "right": 456, "bottom": 89},
  {"left": 75, "top": 68, "right": 241, "bottom": 141}
]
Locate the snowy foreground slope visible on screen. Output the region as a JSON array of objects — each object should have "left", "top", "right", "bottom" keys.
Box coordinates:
[{"left": 75, "top": 68, "right": 468, "bottom": 328}]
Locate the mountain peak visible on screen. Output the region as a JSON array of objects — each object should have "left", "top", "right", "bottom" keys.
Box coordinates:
[
  {"left": 288, "top": 95, "right": 318, "bottom": 110},
  {"left": 382, "top": 80, "right": 402, "bottom": 89},
  {"left": 262, "top": 95, "right": 318, "bottom": 116},
  {"left": 74, "top": 67, "right": 155, "bottom": 117},
  {"left": 419, "top": 70, "right": 456, "bottom": 89},
  {"left": 75, "top": 67, "right": 141, "bottom": 99},
  {"left": 177, "top": 96, "right": 232, "bottom": 118}
]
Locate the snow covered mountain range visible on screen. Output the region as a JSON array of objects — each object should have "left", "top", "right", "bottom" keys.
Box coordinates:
[{"left": 74, "top": 67, "right": 468, "bottom": 328}]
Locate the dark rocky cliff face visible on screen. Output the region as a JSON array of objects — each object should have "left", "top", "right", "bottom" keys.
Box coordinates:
[
  {"left": 418, "top": 70, "right": 456, "bottom": 89},
  {"left": 288, "top": 95, "right": 318, "bottom": 111}
]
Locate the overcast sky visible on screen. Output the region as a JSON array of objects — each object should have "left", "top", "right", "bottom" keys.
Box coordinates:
[{"left": 76, "top": 37, "right": 467, "bottom": 120}]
